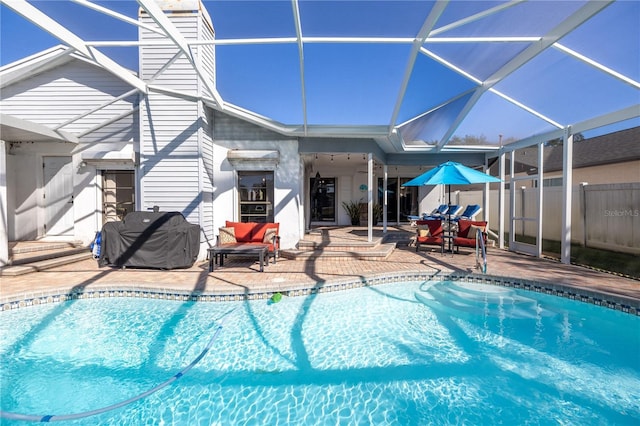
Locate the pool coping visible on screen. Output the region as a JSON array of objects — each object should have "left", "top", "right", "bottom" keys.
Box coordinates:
[{"left": 2, "top": 271, "right": 638, "bottom": 316}]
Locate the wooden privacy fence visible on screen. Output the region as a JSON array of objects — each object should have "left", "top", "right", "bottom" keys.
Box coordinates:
[{"left": 455, "top": 182, "right": 640, "bottom": 255}]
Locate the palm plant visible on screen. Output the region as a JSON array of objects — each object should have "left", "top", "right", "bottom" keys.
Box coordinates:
[{"left": 342, "top": 200, "right": 362, "bottom": 226}]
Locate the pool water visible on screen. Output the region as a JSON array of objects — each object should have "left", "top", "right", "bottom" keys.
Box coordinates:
[{"left": 1, "top": 280, "right": 639, "bottom": 425}]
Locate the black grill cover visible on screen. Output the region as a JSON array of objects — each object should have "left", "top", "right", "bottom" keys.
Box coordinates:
[{"left": 98, "top": 211, "right": 200, "bottom": 269}]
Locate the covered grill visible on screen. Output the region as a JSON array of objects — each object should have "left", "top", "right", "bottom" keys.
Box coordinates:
[{"left": 98, "top": 211, "right": 200, "bottom": 269}]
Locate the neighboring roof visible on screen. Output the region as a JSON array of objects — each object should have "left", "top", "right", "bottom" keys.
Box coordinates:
[
  {"left": 489, "top": 126, "right": 640, "bottom": 175},
  {"left": 0, "top": 0, "right": 638, "bottom": 157},
  {"left": 545, "top": 126, "right": 640, "bottom": 172}
]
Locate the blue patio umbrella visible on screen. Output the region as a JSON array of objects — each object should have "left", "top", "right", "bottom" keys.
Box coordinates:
[{"left": 402, "top": 161, "right": 501, "bottom": 226}]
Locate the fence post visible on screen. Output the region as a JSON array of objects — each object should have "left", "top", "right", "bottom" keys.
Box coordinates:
[
  {"left": 521, "top": 186, "right": 526, "bottom": 237},
  {"left": 580, "top": 182, "right": 588, "bottom": 247}
]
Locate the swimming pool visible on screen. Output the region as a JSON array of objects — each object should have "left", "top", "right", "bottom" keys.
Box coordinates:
[{"left": 1, "top": 280, "right": 639, "bottom": 425}]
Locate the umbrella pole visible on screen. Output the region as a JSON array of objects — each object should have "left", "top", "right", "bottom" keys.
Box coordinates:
[{"left": 447, "top": 184, "right": 452, "bottom": 232}]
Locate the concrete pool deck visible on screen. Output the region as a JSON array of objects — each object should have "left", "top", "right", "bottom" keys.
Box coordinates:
[{"left": 1, "top": 226, "right": 639, "bottom": 311}]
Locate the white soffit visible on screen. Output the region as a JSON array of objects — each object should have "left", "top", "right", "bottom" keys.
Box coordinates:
[{"left": 0, "top": 114, "right": 79, "bottom": 143}]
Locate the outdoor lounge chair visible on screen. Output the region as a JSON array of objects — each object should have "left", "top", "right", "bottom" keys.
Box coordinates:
[
  {"left": 443, "top": 205, "right": 463, "bottom": 218},
  {"left": 422, "top": 204, "right": 450, "bottom": 220},
  {"left": 429, "top": 204, "right": 449, "bottom": 217},
  {"left": 407, "top": 213, "right": 425, "bottom": 226},
  {"left": 452, "top": 220, "right": 488, "bottom": 253},
  {"left": 415, "top": 219, "right": 444, "bottom": 253},
  {"left": 452, "top": 204, "right": 482, "bottom": 222},
  {"left": 408, "top": 204, "right": 449, "bottom": 226},
  {"left": 432, "top": 205, "right": 463, "bottom": 229}
]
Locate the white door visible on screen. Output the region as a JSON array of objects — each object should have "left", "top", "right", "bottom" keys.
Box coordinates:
[{"left": 43, "top": 156, "right": 74, "bottom": 236}]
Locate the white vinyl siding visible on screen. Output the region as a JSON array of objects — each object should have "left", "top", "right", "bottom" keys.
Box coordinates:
[
  {"left": 0, "top": 61, "right": 136, "bottom": 139},
  {"left": 200, "top": 107, "right": 214, "bottom": 240},
  {"left": 139, "top": 93, "right": 201, "bottom": 219},
  {"left": 138, "top": 9, "right": 216, "bottom": 242},
  {"left": 139, "top": 16, "right": 198, "bottom": 88}
]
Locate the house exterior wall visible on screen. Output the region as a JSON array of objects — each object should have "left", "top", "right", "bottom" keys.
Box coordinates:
[
  {"left": 6, "top": 144, "right": 41, "bottom": 240},
  {"left": 0, "top": 60, "right": 135, "bottom": 133},
  {"left": 139, "top": 9, "right": 216, "bottom": 256},
  {"left": 212, "top": 111, "right": 302, "bottom": 249},
  {"left": 0, "top": 141, "right": 6, "bottom": 265},
  {"left": 200, "top": 107, "right": 215, "bottom": 246},
  {"left": 1, "top": 60, "right": 137, "bottom": 244}
]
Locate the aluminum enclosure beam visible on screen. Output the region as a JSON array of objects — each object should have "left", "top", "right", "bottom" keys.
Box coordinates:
[{"left": 0, "top": 0, "right": 146, "bottom": 93}]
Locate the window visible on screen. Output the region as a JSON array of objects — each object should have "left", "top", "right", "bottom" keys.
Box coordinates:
[
  {"left": 544, "top": 177, "right": 563, "bottom": 187},
  {"left": 102, "top": 171, "right": 135, "bottom": 223},
  {"left": 238, "top": 171, "right": 274, "bottom": 223}
]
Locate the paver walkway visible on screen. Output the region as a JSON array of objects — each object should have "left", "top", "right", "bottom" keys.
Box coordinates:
[{"left": 2, "top": 226, "right": 638, "bottom": 307}]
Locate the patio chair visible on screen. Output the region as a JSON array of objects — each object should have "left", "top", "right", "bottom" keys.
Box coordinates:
[
  {"left": 452, "top": 205, "right": 482, "bottom": 222},
  {"left": 415, "top": 219, "right": 444, "bottom": 253},
  {"left": 452, "top": 220, "right": 488, "bottom": 253}
]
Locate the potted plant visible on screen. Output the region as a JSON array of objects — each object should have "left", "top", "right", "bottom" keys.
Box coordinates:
[
  {"left": 372, "top": 203, "right": 383, "bottom": 225},
  {"left": 342, "top": 200, "right": 362, "bottom": 226}
]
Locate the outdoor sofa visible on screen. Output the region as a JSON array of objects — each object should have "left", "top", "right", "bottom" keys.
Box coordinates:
[{"left": 217, "top": 220, "right": 280, "bottom": 261}]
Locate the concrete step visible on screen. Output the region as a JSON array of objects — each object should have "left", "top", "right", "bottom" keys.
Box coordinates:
[
  {"left": 11, "top": 245, "right": 89, "bottom": 265},
  {"left": 1, "top": 252, "right": 94, "bottom": 277},
  {"left": 297, "top": 237, "right": 385, "bottom": 251},
  {"left": 280, "top": 242, "right": 396, "bottom": 261}
]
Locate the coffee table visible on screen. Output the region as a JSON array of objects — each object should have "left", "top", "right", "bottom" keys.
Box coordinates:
[{"left": 208, "top": 244, "right": 270, "bottom": 272}]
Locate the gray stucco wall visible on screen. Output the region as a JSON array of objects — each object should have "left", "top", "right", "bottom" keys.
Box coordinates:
[{"left": 212, "top": 111, "right": 302, "bottom": 249}]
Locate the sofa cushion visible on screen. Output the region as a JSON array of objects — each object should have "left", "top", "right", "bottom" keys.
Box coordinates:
[
  {"left": 263, "top": 228, "right": 277, "bottom": 243},
  {"left": 225, "top": 221, "right": 254, "bottom": 242},
  {"left": 454, "top": 220, "right": 488, "bottom": 250},
  {"left": 251, "top": 223, "right": 280, "bottom": 243},
  {"left": 467, "top": 223, "right": 485, "bottom": 238},
  {"left": 417, "top": 224, "right": 431, "bottom": 238},
  {"left": 457, "top": 220, "right": 487, "bottom": 239},
  {"left": 219, "top": 227, "right": 237, "bottom": 244}
]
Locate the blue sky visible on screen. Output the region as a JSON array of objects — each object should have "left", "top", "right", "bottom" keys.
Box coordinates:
[{"left": 1, "top": 0, "right": 638, "bottom": 143}]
